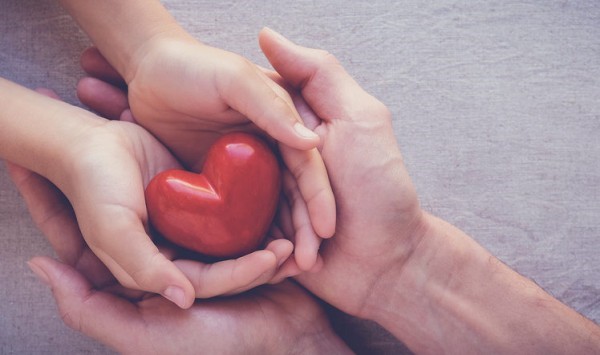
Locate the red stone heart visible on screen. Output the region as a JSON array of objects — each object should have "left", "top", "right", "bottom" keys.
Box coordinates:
[{"left": 145, "top": 133, "right": 281, "bottom": 258}]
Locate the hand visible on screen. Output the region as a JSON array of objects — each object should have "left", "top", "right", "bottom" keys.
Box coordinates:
[
  {"left": 10, "top": 151, "right": 347, "bottom": 354},
  {"left": 78, "top": 46, "right": 333, "bottom": 270},
  {"left": 259, "top": 31, "right": 600, "bottom": 355},
  {"left": 258, "top": 28, "right": 425, "bottom": 317},
  {"left": 6, "top": 89, "right": 294, "bottom": 309},
  {"left": 31, "top": 257, "right": 348, "bottom": 355},
  {"left": 30, "top": 257, "right": 347, "bottom": 355}
]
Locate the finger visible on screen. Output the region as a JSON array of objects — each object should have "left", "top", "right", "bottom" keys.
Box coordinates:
[
  {"left": 275, "top": 196, "right": 295, "bottom": 240},
  {"left": 119, "top": 108, "right": 137, "bottom": 123},
  {"left": 77, "top": 77, "right": 129, "bottom": 120},
  {"left": 27, "top": 256, "right": 145, "bottom": 353},
  {"left": 269, "top": 257, "right": 303, "bottom": 284},
  {"left": 290, "top": 90, "right": 322, "bottom": 131},
  {"left": 218, "top": 57, "right": 320, "bottom": 151},
  {"left": 173, "top": 239, "right": 292, "bottom": 298},
  {"left": 258, "top": 66, "right": 322, "bottom": 130},
  {"left": 281, "top": 170, "right": 322, "bottom": 271},
  {"left": 224, "top": 239, "right": 295, "bottom": 295},
  {"left": 279, "top": 145, "right": 336, "bottom": 239},
  {"left": 34, "top": 88, "right": 61, "bottom": 100},
  {"left": 259, "top": 27, "right": 385, "bottom": 122},
  {"left": 72, "top": 147, "right": 194, "bottom": 309},
  {"left": 80, "top": 47, "right": 127, "bottom": 87},
  {"left": 85, "top": 212, "right": 195, "bottom": 309}
]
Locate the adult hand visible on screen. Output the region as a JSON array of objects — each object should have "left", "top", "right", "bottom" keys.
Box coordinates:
[
  {"left": 259, "top": 28, "right": 424, "bottom": 316},
  {"left": 31, "top": 255, "right": 348, "bottom": 354},
  {"left": 259, "top": 30, "right": 600, "bottom": 354},
  {"left": 78, "top": 47, "right": 331, "bottom": 271},
  {"left": 8, "top": 147, "right": 348, "bottom": 354},
  {"left": 30, "top": 257, "right": 348, "bottom": 354},
  {"left": 5, "top": 88, "right": 294, "bottom": 309}
]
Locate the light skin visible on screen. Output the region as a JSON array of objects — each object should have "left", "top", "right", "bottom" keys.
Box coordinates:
[
  {"left": 7, "top": 91, "right": 348, "bottom": 354},
  {"left": 258, "top": 29, "right": 600, "bottom": 353},
  {"left": 57, "top": 0, "right": 336, "bottom": 271},
  {"left": 10, "top": 155, "right": 348, "bottom": 354},
  {"left": 1, "top": 0, "right": 336, "bottom": 309},
  {"left": 28, "top": 28, "right": 599, "bottom": 353},
  {"left": 0, "top": 83, "right": 303, "bottom": 309}
]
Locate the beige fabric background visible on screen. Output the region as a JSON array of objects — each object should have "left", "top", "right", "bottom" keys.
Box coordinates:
[{"left": 1, "top": 0, "right": 599, "bottom": 353}]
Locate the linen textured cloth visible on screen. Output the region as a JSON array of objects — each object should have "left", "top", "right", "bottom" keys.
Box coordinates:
[{"left": 1, "top": 0, "right": 598, "bottom": 353}]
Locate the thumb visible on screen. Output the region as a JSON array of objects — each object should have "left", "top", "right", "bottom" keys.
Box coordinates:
[
  {"left": 258, "top": 27, "right": 384, "bottom": 122},
  {"left": 27, "top": 257, "right": 143, "bottom": 352}
]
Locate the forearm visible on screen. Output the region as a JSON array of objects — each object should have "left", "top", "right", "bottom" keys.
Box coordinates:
[
  {"left": 0, "top": 78, "right": 101, "bottom": 186},
  {"left": 57, "top": 0, "right": 191, "bottom": 82},
  {"left": 369, "top": 212, "right": 600, "bottom": 354}
]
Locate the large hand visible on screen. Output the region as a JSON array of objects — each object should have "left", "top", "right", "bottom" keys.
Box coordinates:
[
  {"left": 78, "top": 47, "right": 332, "bottom": 270},
  {"left": 29, "top": 257, "right": 346, "bottom": 355},
  {"left": 6, "top": 89, "right": 294, "bottom": 309},
  {"left": 259, "top": 29, "right": 424, "bottom": 316},
  {"left": 10, "top": 152, "right": 347, "bottom": 354},
  {"left": 260, "top": 30, "right": 600, "bottom": 355}
]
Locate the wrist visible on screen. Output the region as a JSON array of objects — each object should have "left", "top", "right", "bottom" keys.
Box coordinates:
[
  {"left": 364, "top": 212, "right": 489, "bottom": 352},
  {"left": 363, "top": 212, "right": 600, "bottom": 353},
  {"left": 58, "top": 0, "right": 192, "bottom": 82},
  {"left": 0, "top": 79, "right": 102, "bottom": 188},
  {"left": 123, "top": 24, "right": 193, "bottom": 84}
]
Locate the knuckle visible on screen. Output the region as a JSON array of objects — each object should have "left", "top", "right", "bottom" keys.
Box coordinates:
[
  {"left": 128, "top": 267, "right": 155, "bottom": 291},
  {"left": 372, "top": 100, "right": 392, "bottom": 122},
  {"left": 118, "top": 277, "right": 139, "bottom": 291},
  {"left": 125, "top": 252, "right": 167, "bottom": 291},
  {"left": 59, "top": 308, "right": 80, "bottom": 331},
  {"left": 269, "top": 94, "right": 293, "bottom": 120},
  {"left": 289, "top": 155, "right": 311, "bottom": 185},
  {"left": 315, "top": 49, "right": 340, "bottom": 67},
  {"left": 226, "top": 56, "right": 256, "bottom": 79}
]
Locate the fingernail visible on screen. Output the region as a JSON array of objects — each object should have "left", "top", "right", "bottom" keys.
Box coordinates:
[
  {"left": 294, "top": 122, "right": 319, "bottom": 140},
  {"left": 162, "top": 286, "right": 187, "bottom": 308},
  {"left": 27, "top": 261, "right": 50, "bottom": 286}
]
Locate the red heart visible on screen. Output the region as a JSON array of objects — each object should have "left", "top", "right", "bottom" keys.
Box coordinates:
[{"left": 145, "top": 133, "right": 281, "bottom": 258}]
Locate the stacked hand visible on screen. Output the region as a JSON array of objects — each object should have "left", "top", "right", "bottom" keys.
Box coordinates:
[
  {"left": 15, "top": 21, "right": 599, "bottom": 355},
  {"left": 75, "top": 28, "right": 424, "bottom": 314},
  {"left": 12, "top": 155, "right": 342, "bottom": 353},
  {"left": 5, "top": 0, "right": 599, "bottom": 353},
  {"left": 8, "top": 87, "right": 349, "bottom": 353},
  {"left": 7, "top": 87, "right": 302, "bottom": 308},
  {"left": 5, "top": 20, "right": 340, "bottom": 312},
  {"left": 12, "top": 27, "right": 422, "bottom": 353},
  {"left": 258, "top": 29, "right": 425, "bottom": 317},
  {"left": 79, "top": 38, "right": 336, "bottom": 272}
]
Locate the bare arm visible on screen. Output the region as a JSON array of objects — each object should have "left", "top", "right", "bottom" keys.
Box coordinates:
[
  {"left": 56, "top": 1, "right": 337, "bottom": 268},
  {"left": 0, "top": 78, "right": 100, "bottom": 184},
  {"left": 57, "top": 0, "right": 186, "bottom": 81},
  {"left": 258, "top": 28, "right": 600, "bottom": 354},
  {"left": 369, "top": 212, "right": 600, "bottom": 354}
]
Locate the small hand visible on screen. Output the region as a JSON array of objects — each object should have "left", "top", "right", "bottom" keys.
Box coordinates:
[
  {"left": 7, "top": 89, "right": 294, "bottom": 308},
  {"left": 9, "top": 141, "right": 345, "bottom": 353},
  {"left": 78, "top": 47, "right": 333, "bottom": 271}
]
